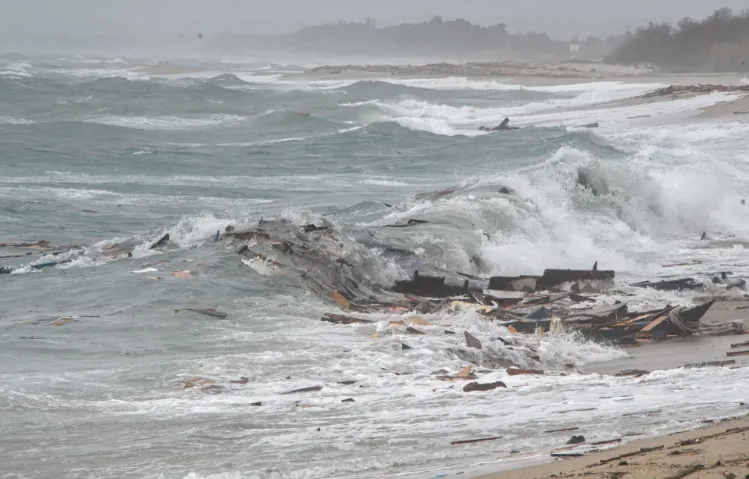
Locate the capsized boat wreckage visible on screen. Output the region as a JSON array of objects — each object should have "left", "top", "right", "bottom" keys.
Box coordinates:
[{"left": 224, "top": 217, "right": 746, "bottom": 347}]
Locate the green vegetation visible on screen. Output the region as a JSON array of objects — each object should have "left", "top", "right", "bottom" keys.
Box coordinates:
[{"left": 609, "top": 8, "right": 749, "bottom": 72}]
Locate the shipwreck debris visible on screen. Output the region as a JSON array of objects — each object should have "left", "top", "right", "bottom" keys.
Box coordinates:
[
  {"left": 150, "top": 233, "right": 170, "bottom": 250},
  {"left": 450, "top": 436, "right": 503, "bottom": 446},
  {"left": 463, "top": 381, "right": 507, "bottom": 392},
  {"left": 321, "top": 314, "right": 373, "bottom": 325},
  {"left": 175, "top": 308, "right": 228, "bottom": 319},
  {"left": 464, "top": 331, "right": 482, "bottom": 349},
  {"left": 437, "top": 366, "right": 477, "bottom": 381},
  {"left": 282, "top": 385, "right": 323, "bottom": 395},
  {"left": 506, "top": 368, "right": 544, "bottom": 376}
]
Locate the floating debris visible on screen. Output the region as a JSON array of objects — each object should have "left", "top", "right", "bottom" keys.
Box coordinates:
[
  {"left": 175, "top": 308, "right": 228, "bottom": 319},
  {"left": 450, "top": 436, "right": 503, "bottom": 446},
  {"left": 170, "top": 270, "right": 192, "bottom": 278},
  {"left": 463, "top": 381, "right": 507, "bottom": 392},
  {"left": 282, "top": 385, "right": 323, "bottom": 395}
]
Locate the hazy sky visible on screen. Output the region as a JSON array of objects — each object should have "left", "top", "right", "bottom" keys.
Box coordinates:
[{"left": 2, "top": 0, "right": 747, "bottom": 38}]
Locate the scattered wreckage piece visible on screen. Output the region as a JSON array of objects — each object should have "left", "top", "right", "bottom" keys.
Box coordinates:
[
  {"left": 436, "top": 366, "right": 477, "bottom": 381},
  {"left": 683, "top": 360, "right": 735, "bottom": 369},
  {"left": 632, "top": 278, "right": 703, "bottom": 291},
  {"left": 488, "top": 265, "right": 614, "bottom": 293},
  {"left": 479, "top": 117, "right": 519, "bottom": 132},
  {"left": 322, "top": 314, "right": 373, "bottom": 325},
  {"left": 450, "top": 436, "right": 503, "bottom": 446},
  {"left": 174, "top": 308, "right": 228, "bottom": 319},
  {"left": 463, "top": 381, "right": 507, "bottom": 392},
  {"left": 392, "top": 270, "right": 482, "bottom": 298},
  {"left": 633, "top": 273, "right": 745, "bottom": 292},
  {"left": 223, "top": 219, "right": 741, "bottom": 353},
  {"left": 506, "top": 368, "right": 544, "bottom": 376}
]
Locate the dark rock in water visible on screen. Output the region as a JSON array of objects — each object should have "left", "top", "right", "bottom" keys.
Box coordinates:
[
  {"left": 282, "top": 385, "right": 322, "bottom": 395},
  {"left": 464, "top": 331, "right": 482, "bottom": 349},
  {"left": 567, "top": 435, "right": 586, "bottom": 444},
  {"left": 406, "top": 326, "right": 425, "bottom": 335},
  {"left": 444, "top": 330, "right": 456, "bottom": 335},
  {"left": 342, "top": 398, "right": 355, "bottom": 403},
  {"left": 337, "top": 380, "right": 357, "bottom": 385},
  {"left": 250, "top": 401, "right": 262, "bottom": 406},
  {"left": 581, "top": 122, "right": 599, "bottom": 128},
  {"left": 700, "top": 231, "right": 709, "bottom": 241},
  {"left": 463, "top": 381, "right": 507, "bottom": 392},
  {"left": 401, "top": 343, "right": 412, "bottom": 350}
]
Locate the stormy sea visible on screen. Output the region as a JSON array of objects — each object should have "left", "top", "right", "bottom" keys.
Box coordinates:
[{"left": 2, "top": 54, "right": 749, "bottom": 479}]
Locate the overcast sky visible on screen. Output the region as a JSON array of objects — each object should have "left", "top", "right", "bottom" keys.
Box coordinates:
[{"left": 2, "top": 0, "right": 746, "bottom": 38}]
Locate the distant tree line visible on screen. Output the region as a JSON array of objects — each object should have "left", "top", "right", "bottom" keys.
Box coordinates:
[
  {"left": 210, "top": 17, "right": 620, "bottom": 60},
  {"left": 290, "top": 16, "right": 620, "bottom": 59},
  {"left": 608, "top": 8, "right": 749, "bottom": 72}
]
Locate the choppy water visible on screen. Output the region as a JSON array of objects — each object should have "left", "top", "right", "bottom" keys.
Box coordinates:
[{"left": 2, "top": 53, "right": 749, "bottom": 479}]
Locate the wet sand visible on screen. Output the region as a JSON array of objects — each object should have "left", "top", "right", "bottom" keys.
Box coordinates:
[
  {"left": 698, "top": 94, "right": 749, "bottom": 119},
  {"left": 469, "top": 301, "right": 749, "bottom": 478},
  {"left": 475, "top": 414, "right": 749, "bottom": 479}
]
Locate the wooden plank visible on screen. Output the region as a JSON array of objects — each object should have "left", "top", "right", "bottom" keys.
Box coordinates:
[
  {"left": 613, "top": 308, "right": 669, "bottom": 328},
  {"left": 640, "top": 314, "right": 669, "bottom": 333},
  {"left": 726, "top": 349, "right": 749, "bottom": 357},
  {"left": 730, "top": 340, "right": 749, "bottom": 348},
  {"left": 450, "top": 436, "right": 502, "bottom": 446}
]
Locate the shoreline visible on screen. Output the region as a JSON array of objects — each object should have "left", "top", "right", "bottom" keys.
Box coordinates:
[
  {"left": 283, "top": 60, "right": 748, "bottom": 87},
  {"left": 474, "top": 413, "right": 749, "bottom": 479}
]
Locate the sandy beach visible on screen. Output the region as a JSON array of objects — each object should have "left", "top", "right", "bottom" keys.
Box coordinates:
[
  {"left": 462, "top": 299, "right": 749, "bottom": 479},
  {"left": 476, "top": 414, "right": 749, "bottom": 479}
]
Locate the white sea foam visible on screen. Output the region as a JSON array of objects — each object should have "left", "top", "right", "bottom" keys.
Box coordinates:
[
  {"left": 350, "top": 89, "right": 739, "bottom": 136},
  {"left": 0, "top": 116, "right": 36, "bottom": 125},
  {"left": 384, "top": 77, "right": 664, "bottom": 95},
  {"left": 85, "top": 114, "right": 247, "bottom": 130}
]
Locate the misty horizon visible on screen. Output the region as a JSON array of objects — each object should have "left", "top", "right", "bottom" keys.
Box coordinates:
[{"left": 2, "top": 0, "right": 747, "bottom": 41}]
